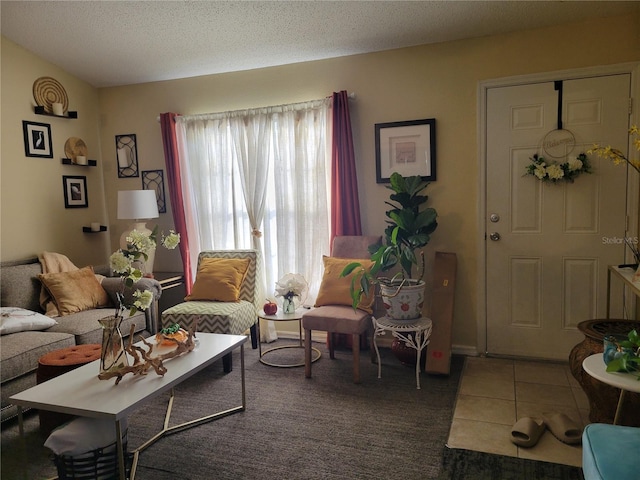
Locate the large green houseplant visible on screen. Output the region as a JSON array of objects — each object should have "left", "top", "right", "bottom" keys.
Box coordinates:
[{"left": 341, "top": 172, "right": 438, "bottom": 319}]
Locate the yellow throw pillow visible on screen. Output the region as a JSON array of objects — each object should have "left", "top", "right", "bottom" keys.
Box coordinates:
[
  {"left": 185, "top": 257, "right": 251, "bottom": 302},
  {"left": 314, "top": 256, "right": 375, "bottom": 313},
  {"left": 38, "top": 266, "right": 111, "bottom": 316}
]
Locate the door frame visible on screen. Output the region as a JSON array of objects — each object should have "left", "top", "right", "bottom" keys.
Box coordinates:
[{"left": 477, "top": 62, "right": 640, "bottom": 355}]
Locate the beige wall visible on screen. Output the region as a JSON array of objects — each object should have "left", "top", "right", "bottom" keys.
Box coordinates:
[
  {"left": 1, "top": 37, "right": 109, "bottom": 266},
  {"left": 2, "top": 12, "right": 639, "bottom": 351}
]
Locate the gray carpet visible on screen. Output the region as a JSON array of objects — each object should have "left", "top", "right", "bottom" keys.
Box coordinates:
[{"left": 0, "top": 340, "right": 582, "bottom": 479}]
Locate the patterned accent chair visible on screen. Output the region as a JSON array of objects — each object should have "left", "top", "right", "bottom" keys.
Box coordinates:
[{"left": 161, "top": 250, "right": 261, "bottom": 373}]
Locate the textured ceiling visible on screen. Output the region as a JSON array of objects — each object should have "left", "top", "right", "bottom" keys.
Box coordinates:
[{"left": 1, "top": 1, "right": 637, "bottom": 88}]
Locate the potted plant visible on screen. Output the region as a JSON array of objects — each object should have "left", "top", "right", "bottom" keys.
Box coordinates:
[{"left": 341, "top": 172, "right": 438, "bottom": 320}]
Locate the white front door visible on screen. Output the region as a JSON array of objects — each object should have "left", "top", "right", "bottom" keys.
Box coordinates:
[{"left": 486, "top": 74, "right": 631, "bottom": 359}]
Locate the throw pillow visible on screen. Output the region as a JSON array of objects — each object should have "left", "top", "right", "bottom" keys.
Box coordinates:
[
  {"left": 185, "top": 257, "right": 251, "bottom": 302},
  {"left": 314, "top": 256, "right": 375, "bottom": 313},
  {"left": 38, "top": 266, "right": 111, "bottom": 316},
  {"left": 0, "top": 307, "right": 58, "bottom": 335}
]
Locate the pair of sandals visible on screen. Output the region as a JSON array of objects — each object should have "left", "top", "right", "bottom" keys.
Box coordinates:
[{"left": 510, "top": 413, "right": 582, "bottom": 447}]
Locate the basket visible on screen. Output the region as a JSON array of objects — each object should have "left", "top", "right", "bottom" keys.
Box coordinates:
[{"left": 51, "top": 431, "right": 132, "bottom": 480}]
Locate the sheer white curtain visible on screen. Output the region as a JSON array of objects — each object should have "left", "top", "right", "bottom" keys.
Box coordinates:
[{"left": 175, "top": 99, "right": 331, "bottom": 342}]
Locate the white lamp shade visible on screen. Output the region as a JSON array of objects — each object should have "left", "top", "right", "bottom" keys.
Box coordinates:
[{"left": 117, "top": 190, "right": 159, "bottom": 220}]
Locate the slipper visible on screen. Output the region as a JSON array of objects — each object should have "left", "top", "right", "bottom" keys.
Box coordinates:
[
  {"left": 510, "top": 417, "right": 546, "bottom": 447},
  {"left": 542, "top": 413, "right": 582, "bottom": 445}
]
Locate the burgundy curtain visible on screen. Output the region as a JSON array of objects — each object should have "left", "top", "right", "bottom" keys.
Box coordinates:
[
  {"left": 160, "top": 112, "right": 193, "bottom": 294},
  {"left": 330, "top": 91, "right": 366, "bottom": 350},
  {"left": 330, "top": 90, "right": 362, "bottom": 250}
]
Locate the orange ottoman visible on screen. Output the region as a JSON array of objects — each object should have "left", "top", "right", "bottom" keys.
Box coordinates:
[{"left": 36, "top": 344, "right": 102, "bottom": 434}]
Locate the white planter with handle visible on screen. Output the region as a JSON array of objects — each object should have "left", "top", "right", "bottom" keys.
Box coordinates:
[{"left": 380, "top": 279, "right": 425, "bottom": 320}]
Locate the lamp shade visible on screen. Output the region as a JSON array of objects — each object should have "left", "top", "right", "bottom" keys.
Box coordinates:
[{"left": 117, "top": 190, "right": 159, "bottom": 220}]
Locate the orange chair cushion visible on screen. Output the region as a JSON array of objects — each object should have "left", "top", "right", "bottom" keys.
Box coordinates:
[
  {"left": 185, "top": 257, "right": 250, "bottom": 302},
  {"left": 314, "top": 256, "right": 375, "bottom": 313}
]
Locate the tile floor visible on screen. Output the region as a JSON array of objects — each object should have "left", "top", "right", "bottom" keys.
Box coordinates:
[{"left": 446, "top": 356, "right": 589, "bottom": 467}]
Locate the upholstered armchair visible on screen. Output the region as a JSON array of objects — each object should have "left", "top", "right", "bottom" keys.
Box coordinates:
[
  {"left": 302, "top": 235, "right": 382, "bottom": 383},
  {"left": 161, "top": 250, "right": 261, "bottom": 373}
]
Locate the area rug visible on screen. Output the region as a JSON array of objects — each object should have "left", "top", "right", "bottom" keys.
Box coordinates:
[{"left": 0, "top": 339, "right": 582, "bottom": 479}]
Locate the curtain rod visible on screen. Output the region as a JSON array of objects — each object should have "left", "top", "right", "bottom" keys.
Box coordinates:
[{"left": 156, "top": 92, "right": 355, "bottom": 122}]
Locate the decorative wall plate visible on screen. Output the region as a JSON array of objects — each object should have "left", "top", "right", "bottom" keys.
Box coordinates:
[
  {"left": 64, "top": 137, "right": 88, "bottom": 163},
  {"left": 33, "top": 76, "right": 69, "bottom": 114}
]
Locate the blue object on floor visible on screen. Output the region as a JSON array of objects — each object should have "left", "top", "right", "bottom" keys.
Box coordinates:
[{"left": 582, "top": 423, "right": 640, "bottom": 480}]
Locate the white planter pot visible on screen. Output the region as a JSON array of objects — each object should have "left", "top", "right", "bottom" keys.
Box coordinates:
[{"left": 380, "top": 280, "right": 425, "bottom": 320}]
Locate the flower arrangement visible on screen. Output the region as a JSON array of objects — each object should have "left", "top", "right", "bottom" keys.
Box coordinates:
[
  {"left": 109, "top": 226, "right": 180, "bottom": 317},
  {"left": 588, "top": 125, "right": 640, "bottom": 174},
  {"left": 274, "top": 273, "right": 308, "bottom": 313},
  {"left": 525, "top": 153, "right": 591, "bottom": 183}
]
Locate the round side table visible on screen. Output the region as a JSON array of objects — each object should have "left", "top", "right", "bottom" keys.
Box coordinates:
[
  {"left": 258, "top": 309, "right": 321, "bottom": 367},
  {"left": 372, "top": 316, "right": 433, "bottom": 389}
]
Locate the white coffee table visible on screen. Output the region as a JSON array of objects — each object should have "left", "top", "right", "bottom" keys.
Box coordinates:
[
  {"left": 582, "top": 353, "right": 640, "bottom": 424},
  {"left": 10, "top": 332, "right": 247, "bottom": 480},
  {"left": 258, "top": 309, "right": 321, "bottom": 367}
]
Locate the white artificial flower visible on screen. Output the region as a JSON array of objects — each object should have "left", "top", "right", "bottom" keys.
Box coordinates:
[
  {"left": 567, "top": 157, "right": 583, "bottom": 171},
  {"left": 110, "top": 250, "right": 132, "bottom": 274},
  {"left": 534, "top": 165, "right": 547, "bottom": 179},
  {"left": 126, "top": 230, "right": 156, "bottom": 255},
  {"left": 162, "top": 230, "right": 180, "bottom": 250},
  {"left": 133, "top": 290, "right": 153, "bottom": 311},
  {"left": 546, "top": 164, "right": 564, "bottom": 180}
]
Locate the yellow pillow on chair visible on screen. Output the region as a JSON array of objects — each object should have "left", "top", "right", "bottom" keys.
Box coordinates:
[
  {"left": 185, "top": 258, "right": 250, "bottom": 302},
  {"left": 314, "top": 256, "right": 375, "bottom": 313}
]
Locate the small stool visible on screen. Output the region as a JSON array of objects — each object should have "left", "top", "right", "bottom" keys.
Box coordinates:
[
  {"left": 582, "top": 423, "right": 640, "bottom": 480},
  {"left": 37, "top": 344, "right": 102, "bottom": 434}
]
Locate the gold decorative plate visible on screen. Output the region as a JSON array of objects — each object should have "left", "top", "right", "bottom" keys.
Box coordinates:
[
  {"left": 33, "top": 76, "right": 69, "bottom": 114},
  {"left": 64, "top": 137, "right": 88, "bottom": 163}
]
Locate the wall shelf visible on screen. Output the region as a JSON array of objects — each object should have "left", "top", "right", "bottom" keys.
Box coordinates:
[
  {"left": 34, "top": 106, "right": 77, "bottom": 118},
  {"left": 82, "top": 226, "right": 107, "bottom": 233},
  {"left": 62, "top": 158, "right": 97, "bottom": 167}
]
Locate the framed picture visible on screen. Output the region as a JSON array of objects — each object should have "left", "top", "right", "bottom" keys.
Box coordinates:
[
  {"left": 62, "top": 175, "right": 88, "bottom": 208},
  {"left": 375, "top": 118, "right": 436, "bottom": 183},
  {"left": 115, "top": 133, "right": 139, "bottom": 178},
  {"left": 22, "top": 121, "right": 53, "bottom": 158},
  {"left": 142, "top": 169, "right": 167, "bottom": 213}
]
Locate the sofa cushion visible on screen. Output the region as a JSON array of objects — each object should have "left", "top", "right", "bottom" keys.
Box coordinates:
[
  {"left": 46, "top": 309, "right": 147, "bottom": 345},
  {"left": 0, "top": 330, "right": 75, "bottom": 383},
  {"left": 185, "top": 258, "right": 250, "bottom": 302},
  {"left": 38, "top": 266, "right": 111, "bottom": 316},
  {"left": 0, "top": 307, "right": 58, "bottom": 335},
  {"left": 0, "top": 262, "right": 42, "bottom": 312}
]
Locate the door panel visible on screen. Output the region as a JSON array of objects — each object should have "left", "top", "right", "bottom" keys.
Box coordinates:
[{"left": 486, "top": 74, "right": 631, "bottom": 359}]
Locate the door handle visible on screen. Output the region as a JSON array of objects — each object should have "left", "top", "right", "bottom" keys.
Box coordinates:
[{"left": 489, "top": 232, "right": 501, "bottom": 241}]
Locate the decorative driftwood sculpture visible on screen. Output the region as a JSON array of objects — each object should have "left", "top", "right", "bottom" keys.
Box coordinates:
[{"left": 98, "top": 322, "right": 197, "bottom": 385}]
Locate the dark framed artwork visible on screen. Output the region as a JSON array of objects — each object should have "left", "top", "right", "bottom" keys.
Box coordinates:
[
  {"left": 375, "top": 118, "right": 436, "bottom": 183},
  {"left": 142, "top": 169, "right": 167, "bottom": 213},
  {"left": 62, "top": 175, "right": 88, "bottom": 208},
  {"left": 115, "top": 133, "right": 139, "bottom": 178},
  {"left": 22, "top": 121, "right": 53, "bottom": 158}
]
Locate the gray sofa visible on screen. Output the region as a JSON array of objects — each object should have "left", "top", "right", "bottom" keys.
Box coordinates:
[{"left": 0, "top": 257, "right": 162, "bottom": 422}]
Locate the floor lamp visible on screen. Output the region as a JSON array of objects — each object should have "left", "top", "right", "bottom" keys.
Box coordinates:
[{"left": 117, "top": 190, "right": 159, "bottom": 276}]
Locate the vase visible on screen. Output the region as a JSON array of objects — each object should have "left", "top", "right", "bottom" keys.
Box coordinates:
[
  {"left": 283, "top": 297, "right": 296, "bottom": 314},
  {"left": 98, "top": 316, "right": 129, "bottom": 375}
]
